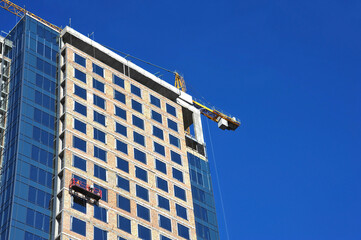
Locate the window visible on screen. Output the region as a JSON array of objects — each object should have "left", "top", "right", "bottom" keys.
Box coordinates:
[
  {"left": 132, "top": 99, "right": 142, "bottom": 113},
  {"left": 153, "top": 125, "right": 164, "bottom": 140},
  {"left": 170, "top": 150, "right": 182, "bottom": 165},
  {"left": 136, "top": 185, "right": 149, "bottom": 201},
  {"left": 154, "top": 141, "right": 165, "bottom": 156},
  {"left": 94, "top": 164, "right": 107, "bottom": 181},
  {"left": 178, "top": 224, "right": 190, "bottom": 239},
  {"left": 117, "top": 215, "right": 131, "bottom": 234},
  {"left": 117, "top": 157, "right": 129, "bottom": 173},
  {"left": 134, "top": 132, "right": 145, "bottom": 146},
  {"left": 166, "top": 103, "right": 177, "bottom": 117},
  {"left": 74, "top": 101, "right": 87, "bottom": 116},
  {"left": 134, "top": 148, "right": 146, "bottom": 164},
  {"left": 176, "top": 204, "right": 188, "bottom": 220},
  {"left": 117, "top": 176, "right": 130, "bottom": 192},
  {"left": 130, "top": 116, "right": 144, "bottom": 131},
  {"left": 94, "top": 111, "right": 106, "bottom": 126},
  {"left": 94, "top": 94, "right": 105, "bottom": 109},
  {"left": 74, "top": 68, "right": 86, "bottom": 83},
  {"left": 113, "top": 74, "right": 124, "bottom": 88},
  {"left": 74, "top": 118, "right": 86, "bottom": 134},
  {"left": 73, "top": 155, "right": 86, "bottom": 171},
  {"left": 137, "top": 204, "right": 150, "bottom": 221},
  {"left": 138, "top": 225, "right": 151, "bottom": 240},
  {"left": 160, "top": 235, "right": 172, "bottom": 240},
  {"left": 159, "top": 215, "right": 172, "bottom": 232},
  {"left": 157, "top": 195, "right": 170, "bottom": 211},
  {"left": 95, "top": 184, "right": 108, "bottom": 202},
  {"left": 71, "top": 217, "right": 86, "bottom": 236},
  {"left": 172, "top": 168, "right": 184, "bottom": 182},
  {"left": 115, "top": 122, "right": 127, "bottom": 136},
  {"left": 117, "top": 194, "right": 130, "bottom": 212},
  {"left": 155, "top": 159, "right": 167, "bottom": 174},
  {"left": 167, "top": 119, "right": 178, "bottom": 132},
  {"left": 131, "top": 84, "right": 141, "bottom": 98},
  {"left": 169, "top": 134, "right": 180, "bottom": 148},
  {"left": 94, "top": 146, "right": 107, "bottom": 162},
  {"left": 93, "top": 78, "right": 105, "bottom": 92},
  {"left": 72, "top": 196, "right": 86, "bottom": 213},
  {"left": 151, "top": 110, "right": 162, "bottom": 123},
  {"left": 74, "top": 84, "right": 87, "bottom": 99},
  {"left": 114, "top": 90, "right": 126, "bottom": 104},
  {"left": 94, "top": 226, "right": 107, "bottom": 240},
  {"left": 150, "top": 94, "right": 161, "bottom": 108},
  {"left": 73, "top": 136, "right": 86, "bottom": 152},
  {"left": 135, "top": 166, "right": 148, "bottom": 182},
  {"left": 93, "top": 63, "right": 104, "bottom": 77},
  {"left": 194, "top": 204, "right": 208, "bottom": 222},
  {"left": 74, "top": 53, "right": 86, "bottom": 67},
  {"left": 94, "top": 128, "right": 106, "bottom": 143},
  {"left": 116, "top": 140, "right": 128, "bottom": 154},
  {"left": 115, "top": 105, "right": 127, "bottom": 120},
  {"left": 174, "top": 185, "right": 186, "bottom": 201},
  {"left": 157, "top": 177, "right": 168, "bottom": 192},
  {"left": 94, "top": 205, "right": 107, "bottom": 222}
]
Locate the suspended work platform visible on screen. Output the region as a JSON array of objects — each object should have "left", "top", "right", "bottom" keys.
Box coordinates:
[{"left": 69, "top": 178, "right": 102, "bottom": 201}]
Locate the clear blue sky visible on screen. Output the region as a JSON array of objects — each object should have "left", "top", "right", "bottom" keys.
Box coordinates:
[{"left": 2, "top": 1, "right": 361, "bottom": 239}]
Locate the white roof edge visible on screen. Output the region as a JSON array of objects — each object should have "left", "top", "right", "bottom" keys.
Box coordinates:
[{"left": 60, "top": 26, "right": 193, "bottom": 105}]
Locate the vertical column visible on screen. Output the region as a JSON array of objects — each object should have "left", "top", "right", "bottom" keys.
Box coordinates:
[{"left": 193, "top": 109, "right": 204, "bottom": 144}]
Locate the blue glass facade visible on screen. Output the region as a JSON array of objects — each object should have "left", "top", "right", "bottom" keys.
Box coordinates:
[
  {"left": 0, "top": 16, "right": 58, "bottom": 240},
  {"left": 188, "top": 152, "right": 220, "bottom": 240}
]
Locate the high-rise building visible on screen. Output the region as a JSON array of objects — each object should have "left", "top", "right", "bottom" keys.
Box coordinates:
[{"left": 0, "top": 15, "right": 220, "bottom": 240}]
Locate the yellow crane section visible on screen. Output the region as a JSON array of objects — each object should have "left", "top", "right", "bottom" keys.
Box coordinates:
[{"left": 0, "top": 0, "right": 62, "bottom": 32}]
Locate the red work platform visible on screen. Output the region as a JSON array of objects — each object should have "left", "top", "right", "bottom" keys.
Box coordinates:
[{"left": 69, "top": 178, "right": 102, "bottom": 201}]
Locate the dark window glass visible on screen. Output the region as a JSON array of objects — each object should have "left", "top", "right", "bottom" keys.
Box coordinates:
[
  {"left": 74, "top": 118, "right": 86, "bottom": 134},
  {"left": 94, "top": 146, "right": 107, "bottom": 162},
  {"left": 138, "top": 225, "right": 151, "bottom": 240},
  {"left": 176, "top": 204, "right": 188, "bottom": 220},
  {"left": 157, "top": 195, "right": 170, "bottom": 211},
  {"left": 114, "top": 90, "right": 126, "bottom": 104},
  {"left": 157, "top": 177, "right": 168, "bottom": 192},
  {"left": 178, "top": 224, "right": 190, "bottom": 240},
  {"left": 94, "top": 111, "right": 106, "bottom": 126},
  {"left": 74, "top": 84, "right": 87, "bottom": 100},
  {"left": 135, "top": 166, "right": 148, "bottom": 182},
  {"left": 172, "top": 168, "right": 184, "bottom": 182},
  {"left": 116, "top": 140, "right": 128, "bottom": 154},
  {"left": 71, "top": 217, "right": 86, "bottom": 236},
  {"left": 131, "top": 84, "right": 141, "bottom": 98},
  {"left": 155, "top": 159, "right": 167, "bottom": 174},
  {"left": 94, "top": 205, "right": 108, "bottom": 222},
  {"left": 137, "top": 204, "right": 150, "bottom": 221},
  {"left": 154, "top": 142, "right": 165, "bottom": 156},
  {"left": 94, "top": 128, "right": 106, "bottom": 143},
  {"left": 159, "top": 215, "right": 172, "bottom": 232},
  {"left": 94, "top": 164, "right": 107, "bottom": 181},
  {"left": 132, "top": 99, "right": 142, "bottom": 113},
  {"left": 134, "top": 132, "right": 145, "bottom": 146},
  {"left": 94, "top": 94, "right": 105, "bottom": 109},
  {"left": 170, "top": 151, "right": 182, "bottom": 165},
  {"left": 94, "top": 184, "right": 108, "bottom": 202},
  {"left": 113, "top": 74, "right": 124, "bottom": 88},
  {"left": 74, "top": 101, "right": 87, "bottom": 116},
  {"left": 73, "top": 155, "right": 86, "bottom": 171},
  {"left": 136, "top": 185, "right": 149, "bottom": 201},
  {"left": 94, "top": 226, "right": 107, "bottom": 240},
  {"left": 117, "top": 215, "right": 131, "bottom": 233},
  {"left": 74, "top": 69, "right": 86, "bottom": 83},
  {"left": 117, "top": 157, "right": 129, "bottom": 173},
  {"left": 72, "top": 196, "right": 86, "bottom": 213},
  {"left": 151, "top": 110, "right": 162, "bottom": 123},
  {"left": 153, "top": 125, "right": 164, "bottom": 140},
  {"left": 73, "top": 136, "right": 86, "bottom": 152},
  {"left": 174, "top": 185, "right": 186, "bottom": 201},
  {"left": 93, "top": 63, "right": 104, "bottom": 77},
  {"left": 160, "top": 235, "right": 172, "bottom": 240},
  {"left": 194, "top": 204, "right": 208, "bottom": 222},
  {"left": 117, "top": 176, "right": 130, "bottom": 192},
  {"left": 134, "top": 148, "right": 146, "bottom": 164},
  {"left": 117, "top": 194, "right": 130, "bottom": 212},
  {"left": 93, "top": 78, "right": 105, "bottom": 92},
  {"left": 167, "top": 119, "right": 178, "bottom": 132},
  {"left": 150, "top": 95, "right": 161, "bottom": 108},
  {"left": 132, "top": 115, "right": 144, "bottom": 129},
  {"left": 115, "top": 105, "right": 127, "bottom": 120},
  {"left": 166, "top": 103, "right": 177, "bottom": 117},
  {"left": 116, "top": 122, "right": 127, "bottom": 136},
  {"left": 74, "top": 53, "right": 86, "bottom": 67},
  {"left": 169, "top": 134, "right": 180, "bottom": 148}
]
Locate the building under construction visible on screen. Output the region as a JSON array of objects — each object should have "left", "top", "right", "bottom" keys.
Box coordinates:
[{"left": 0, "top": 1, "right": 240, "bottom": 240}]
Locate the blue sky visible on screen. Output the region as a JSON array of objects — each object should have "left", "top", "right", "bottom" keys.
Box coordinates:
[{"left": 1, "top": 0, "right": 361, "bottom": 239}]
